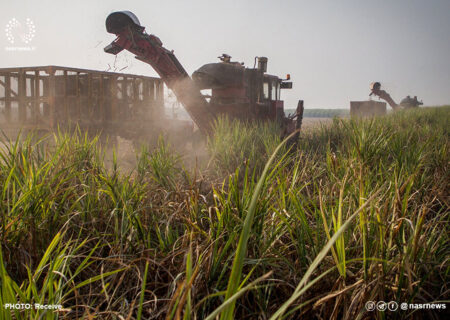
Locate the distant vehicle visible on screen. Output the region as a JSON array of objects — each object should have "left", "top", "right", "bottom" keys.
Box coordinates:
[{"left": 369, "top": 82, "right": 423, "bottom": 110}]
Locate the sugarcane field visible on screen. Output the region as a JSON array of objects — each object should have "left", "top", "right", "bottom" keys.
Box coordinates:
[{"left": 0, "top": 1, "right": 449, "bottom": 319}]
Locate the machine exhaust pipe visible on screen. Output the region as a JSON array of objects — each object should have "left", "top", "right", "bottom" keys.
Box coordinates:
[{"left": 257, "top": 57, "right": 268, "bottom": 73}]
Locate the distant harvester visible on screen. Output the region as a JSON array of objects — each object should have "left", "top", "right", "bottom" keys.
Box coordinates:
[{"left": 350, "top": 82, "right": 423, "bottom": 117}]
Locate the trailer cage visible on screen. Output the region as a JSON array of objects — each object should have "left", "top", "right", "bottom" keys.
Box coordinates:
[{"left": 0, "top": 65, "right": 164, "bottom": 137}]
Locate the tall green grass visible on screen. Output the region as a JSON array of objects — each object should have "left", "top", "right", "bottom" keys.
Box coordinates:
[
  {"left": 0, "top": 106, "right": 448, "bottom": 319},
  {"left": 207, "top": 116, "right": 283, "bottom": 174}
]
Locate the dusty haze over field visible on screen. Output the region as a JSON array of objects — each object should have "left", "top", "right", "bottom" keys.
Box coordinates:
[{"left": 1, "top": 0, "right": 449, "bottom": 109}]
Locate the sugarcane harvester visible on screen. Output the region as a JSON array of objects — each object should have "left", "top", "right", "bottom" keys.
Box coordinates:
[
  {"left": 104, "top": 11, "right": 303, "bottom": 136},
  {"left": 369, "top": 82, "right": 423, "bottom": 110}
]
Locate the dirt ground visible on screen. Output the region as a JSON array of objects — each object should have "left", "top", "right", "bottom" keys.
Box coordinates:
[
  {"left": 0, "top": 117, "right": 334, "bottom": 173},
  {"left": 301, "top": 117, "right": 333, "bottom": 130},
  {"left": 110, "top": 117, "right": 333, "bottom": 172}
]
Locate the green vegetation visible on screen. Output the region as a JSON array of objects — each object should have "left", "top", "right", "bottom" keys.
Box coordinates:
[
  {"left": 0, "top": 107, "right": 449, "bottom": 319},
  {"left": 286, "top": 108, "right": 350, "bottom": 118}
]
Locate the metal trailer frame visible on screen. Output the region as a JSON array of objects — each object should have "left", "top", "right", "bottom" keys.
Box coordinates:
[
  {"left": 0, "top": 65, "right": 164, "bottom": 136},
  {"left": 350, "top": 101, "right": 387, "bottom": 117}
]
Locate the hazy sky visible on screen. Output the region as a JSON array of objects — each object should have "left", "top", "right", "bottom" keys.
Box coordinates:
[{"left": 1, "top": 0, "right": 449, "bottom": 109}]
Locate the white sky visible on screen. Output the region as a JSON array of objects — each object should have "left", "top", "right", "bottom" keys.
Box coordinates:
[{"left": 1, "top": 0, "right": 449, "bottom": 109}]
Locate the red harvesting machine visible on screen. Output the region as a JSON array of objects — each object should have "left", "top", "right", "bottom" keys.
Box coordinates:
[{"left": 104, "top": 11, "right": 304, "bottom": 137}]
